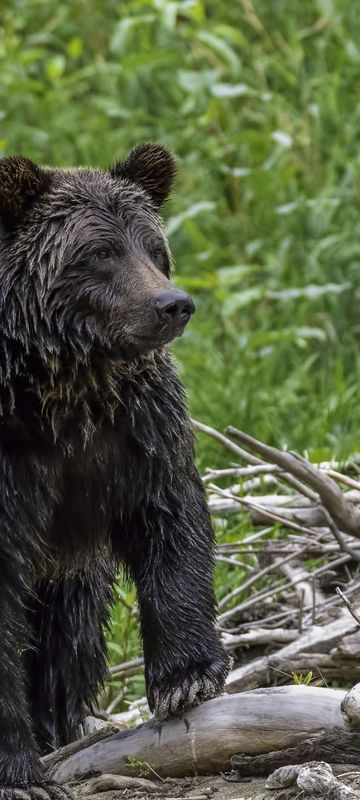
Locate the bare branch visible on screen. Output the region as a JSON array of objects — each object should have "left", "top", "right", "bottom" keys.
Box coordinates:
[
  {"left": 336, "top": 587, "right": 360, "bottom": 626},
  {"left": 227, "top": 426, "right": 360, "bottom": 538}
]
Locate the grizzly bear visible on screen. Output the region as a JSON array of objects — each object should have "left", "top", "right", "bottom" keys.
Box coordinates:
[{"left": 0, "top": 144, "right": 230, "bottom": 799}]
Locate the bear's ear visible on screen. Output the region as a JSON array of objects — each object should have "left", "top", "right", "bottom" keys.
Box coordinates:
[
  {"left": 0, "top": 156, "right": 51, "bottom": 222},
  {"left": 109, "top": 143, "right": 177, "bottom": 207}
]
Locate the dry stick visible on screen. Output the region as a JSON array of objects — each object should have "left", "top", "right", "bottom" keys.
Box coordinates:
[
  {"left": 106, "top": 689, "right": 126, "bottom": 715},
  {"left": 327, "top": 469, "right": 360, "bottom": 491},
  {"left": 209, "top": 484, "right": 340, "bottom": 623},
  {"left": 216, "top": 556, "right": 255, "bottom": 570},
  {"left": 313, "top": 576, "right": 317, "bottom": 624},
  {"left": 322, "top": 506, "right": 360, "bottom": 561},
  {"left": 208, "top": 483, "right": 324, "bottom": 538},
  {"left": 217, "top": 564, "right": 323, "bottom": 627},
  {"left": 219, "top": 557, "right": 359, "bottom": 629},
  {"left": 217, "top": 545, "right": 346, "bottom": 559},
  {"left": 193, "top": 419, "right": 317, "bottom": 501},
  {"left": 108, "top": 656, "right": 144, "bottom": 678},
  {"left": 220, "top": 476, "right": 359, "bottom": 563},
  {"left": 231, "top": 731, "right": 360, "bottom": 778},
  {"left": 231, "top": 526, "right": 273, "bottom": 545},
  {"left": 301, "top": 577, "right": 360, "bottom": 630},
  {"left": 279, "top": 560, "right": 324, "bottom": 609},
  {"left": 336, "top": 587, "right": 360, "bottom": 626},
  {"left": 192, "top": 419, "right": 262, "bottom": 464},
  {"left": 218, "top": 539, "right": 317, "bottom": 610},
  {"left": 227, "top": 426, "right": 360, "bottom": 539},
  {"left": 298, "top": 588, "right": 305, "bottom": 634},
  {"left": 212, "top": 489, "right": 313, "bottom": 509},
  {"left": 302, "top": 578, "right": 360, "bottom": 629},
  {"left": 203, "top": 463, "right": 280, "bottom": 482},
  {"left": 292, "top": 453, "right": 360, "bottom": 561},
  {"left": 221, "top": 628, "right": 298, "bottom": 649},
  {"left": 226, "top": 613, "right": 360, "bottom": 694},
  {"left": 218, "top": 583, "right": 291, "bottom": 627},
  {"left": 204, "top": 463, "right": 355, "bottom": 485}
]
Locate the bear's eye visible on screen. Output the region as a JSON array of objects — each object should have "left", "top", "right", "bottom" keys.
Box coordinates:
[
  {"left": 150, "top": 244, "right": 170, "bottom": 273},
  {"left": 95, "top": 247, "right": 112, "bottom": 260}
]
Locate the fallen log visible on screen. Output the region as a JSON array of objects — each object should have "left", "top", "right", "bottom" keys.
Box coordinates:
[{"left": 44, "top": 685, "right": 348, "bottom": 784}]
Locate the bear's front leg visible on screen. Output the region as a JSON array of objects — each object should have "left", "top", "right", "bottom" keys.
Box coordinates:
[{"left": 125, "top": 469, "right": 231, "bottom": 719}]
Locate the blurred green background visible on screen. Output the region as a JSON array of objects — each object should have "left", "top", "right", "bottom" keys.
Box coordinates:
[{"left": 2, "top": 0, "right": 360, "bottom": 707}]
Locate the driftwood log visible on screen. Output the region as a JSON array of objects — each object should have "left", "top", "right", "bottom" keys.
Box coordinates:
[{"left": 43, "top": 684, "right": 355, "bottom": 783}]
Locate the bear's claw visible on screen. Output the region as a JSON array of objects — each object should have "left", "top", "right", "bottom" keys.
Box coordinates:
[
  {"left": 149, "top": 654, "right": 232, "bottom": 720},
  {"left": 0, "top": 784, "right": 74, "bottom": 800}
]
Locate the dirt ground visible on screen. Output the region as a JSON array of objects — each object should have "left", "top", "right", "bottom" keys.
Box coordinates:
[{"left": 71, "top": 763, "right": 360, "bottom": 800}]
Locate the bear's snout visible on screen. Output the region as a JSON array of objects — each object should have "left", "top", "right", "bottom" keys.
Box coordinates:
[{"left": 154, "top": 290, "right": 195, "bottom": 336}]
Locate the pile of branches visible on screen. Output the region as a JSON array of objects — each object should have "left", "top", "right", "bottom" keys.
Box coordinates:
[
  {"left": 107, "top": 420, "right": 360, "bottom": 701},
  {"left": 192, "top": 420, "right": 360, "bottom": 692}
]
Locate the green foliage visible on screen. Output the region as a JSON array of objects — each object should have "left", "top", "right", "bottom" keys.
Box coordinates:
[
  {"left": 127, "top": 755, "right": 162, "bottom": 780},
  {"left": 293, "top": 671, "right": 314, "bottom": 686},
  {"left": 2, "top": 0, "right": 360, "bottom": 707},
  {"left": 2, "top": 0, "right": 360, "bottom": 461}
]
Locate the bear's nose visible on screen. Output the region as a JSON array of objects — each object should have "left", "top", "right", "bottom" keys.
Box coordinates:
[{"left": 154, "top": 290, "right": 195, "bottom": 328}]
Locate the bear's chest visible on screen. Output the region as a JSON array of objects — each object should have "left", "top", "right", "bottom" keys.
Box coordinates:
[{"left": 47, "top": 414, "right": 168, "bottom": 565}]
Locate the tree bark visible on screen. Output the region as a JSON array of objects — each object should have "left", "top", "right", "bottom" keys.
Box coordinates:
[{"left": 44, "top": 685, "right": 348, "bottom": 783}]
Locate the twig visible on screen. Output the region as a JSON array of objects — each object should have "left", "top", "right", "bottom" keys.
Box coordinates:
[
  {"left": 208, "top": 482, "right": 324, "bottom": 537},
  {"left": 336, "top": 587, "right": 360, "bottom": 626},
  {"left": 216, "top": 555, "right": 255, "bottom": 571},
  {"left": 221, "top": 627, "right": 298, "bottom": 649},
  {"left": 108, "top": 656, "right": 144, "bottom": 678},
  {"left": 203, "top": 463, "right": 280, "bottom": 482},
  {"left": 194, "top": 419, "right": 318, "bottom": 500},
  {"left": 218, "top": 541, "right": 317, "bottom": 610},
  {"left": 298, "top": 588, "right": 305, "bottom": 634},
  {"left": 192, "top": 419, "right": 262, "bottom": 464},
  {"left": 106, "top": 688, "right": 126, "bottom": 715},
  {"left": 312, "top": 576, "right": 317, "bottom": 624},
  {"left": 223, "top": 566, "right": 360, "bottom": 631},
  {"left": 327, "top": 469, "right": 360, "bottom": 491}
]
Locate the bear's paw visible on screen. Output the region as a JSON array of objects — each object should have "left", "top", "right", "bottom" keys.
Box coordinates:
[
  {"left": 0, "top": 783, "right": 74, "bottom": 800},
  {"left": 148, "top": 652, "right": 232, "bottom": 720}
]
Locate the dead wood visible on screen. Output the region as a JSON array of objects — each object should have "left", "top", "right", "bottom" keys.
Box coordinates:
[
  {"left": 265, "top": 761, "right": 359, "bottom": 799},
  {"left": 226, "top": 426, "right": 360, "bottom": 538},
  {"left": 43, "top": 686, "right": 347, "bottom": 784},
  {"left": 231, "top": 730, "right": 360, "bottom": 776},
  {"left": 226, "top": 612, "right": 360, "bottom": 692}
]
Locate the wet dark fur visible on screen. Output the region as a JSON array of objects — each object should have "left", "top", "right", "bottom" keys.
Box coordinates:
[{"left": 0, "top": 145, "right": 230, "bottom": 796}]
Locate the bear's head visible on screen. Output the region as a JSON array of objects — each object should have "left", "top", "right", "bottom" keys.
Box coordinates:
[{"left": 0, "top": 144, "right": 195, "bottom": 364}]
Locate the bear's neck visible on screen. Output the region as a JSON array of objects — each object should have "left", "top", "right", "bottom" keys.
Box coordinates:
[{"left": 0, "top": 337, "right": 160, "bottom": 445}]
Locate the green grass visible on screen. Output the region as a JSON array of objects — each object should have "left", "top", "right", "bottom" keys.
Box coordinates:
[{"left": 2, "top": 0, "right": 360, "bottom": 707}]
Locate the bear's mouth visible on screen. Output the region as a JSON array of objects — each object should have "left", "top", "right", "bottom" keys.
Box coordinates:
[
  {"left": 136, "top": 322, "right": 188, "bottom": 348},
  {"left": 110, "top": 325, "right": 184, "bottom": 360}
]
